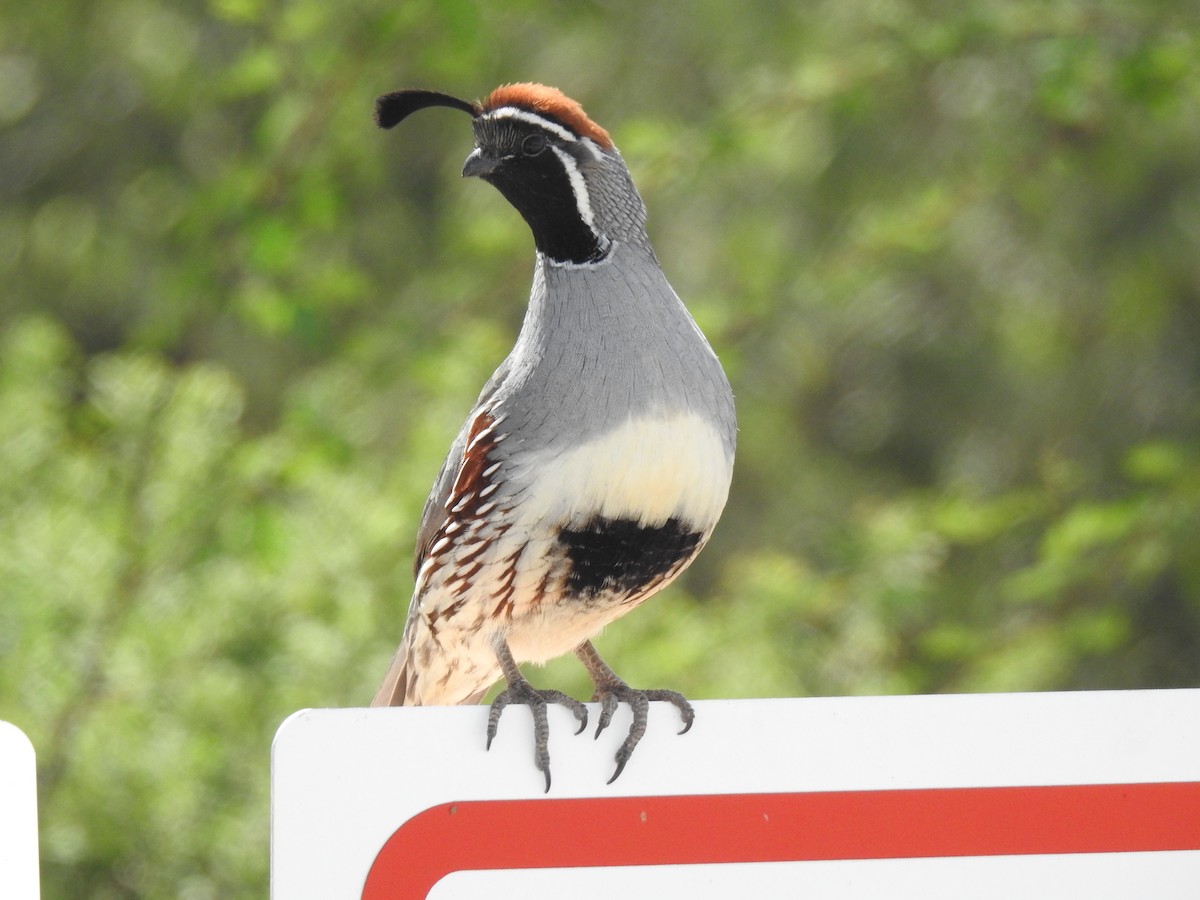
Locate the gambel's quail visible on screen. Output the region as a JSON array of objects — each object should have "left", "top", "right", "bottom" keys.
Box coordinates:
[{"left": 371, "top": 83, "right": 736, "bottom": 789}]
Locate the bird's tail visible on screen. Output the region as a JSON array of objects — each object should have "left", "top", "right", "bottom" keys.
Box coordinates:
[
  {"left": 370, "top": 643, "right": 414, "bottom": 707},
  {"left": 370, "top": 642, "right": 490, "bottom": 706}
]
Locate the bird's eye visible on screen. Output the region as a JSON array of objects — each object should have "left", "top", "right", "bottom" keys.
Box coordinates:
[{"left": 521, "top": 134, "right": 548, "bottom": 157}]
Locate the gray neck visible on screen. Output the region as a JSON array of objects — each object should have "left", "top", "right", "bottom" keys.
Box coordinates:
[{"left": 579, "top": 147, "right": 656, "bottom": 259}]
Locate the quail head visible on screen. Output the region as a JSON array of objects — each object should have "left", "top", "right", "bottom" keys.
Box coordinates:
[{"left": 371, "top": 83, "right": 736, "bottom": 790}]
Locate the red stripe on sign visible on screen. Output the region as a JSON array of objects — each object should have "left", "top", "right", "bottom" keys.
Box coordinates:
[{"left": 361, "top": 782, "right": 1200, "bottom": 899}]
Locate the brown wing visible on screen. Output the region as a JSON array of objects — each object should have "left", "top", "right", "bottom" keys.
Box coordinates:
[
  {"left": 411, "top": 361, "right": 511, "bottom": 577},
  {"left": 374, "top": 356, "right": 512, "bottom": 707},
  {"left": 411, "top": 434, "right": 464, "bottom": 578}
]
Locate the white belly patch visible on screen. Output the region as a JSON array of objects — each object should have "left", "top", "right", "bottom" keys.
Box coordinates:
[{"left": 508, "top": 411, "right": 733, "bottom": 530}]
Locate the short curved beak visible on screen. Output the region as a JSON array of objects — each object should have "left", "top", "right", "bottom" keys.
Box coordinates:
[{"left": 462, "top": 148, "right": 500, "bottom": 178}]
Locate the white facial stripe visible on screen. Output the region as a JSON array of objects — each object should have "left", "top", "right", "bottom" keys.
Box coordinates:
[
  {"left": 482, "top": 107, "right": 577, "bottom": 143},
  {"left": 550, "top": 145, "right": 596, "bottom": 233}
]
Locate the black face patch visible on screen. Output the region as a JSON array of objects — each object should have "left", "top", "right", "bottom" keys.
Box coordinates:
[
  {"left": 557, "top": 516, "right": 702, "bottom": 600},
  {"left": 470, "top": 118, "right": 607, "bottom": 264}
]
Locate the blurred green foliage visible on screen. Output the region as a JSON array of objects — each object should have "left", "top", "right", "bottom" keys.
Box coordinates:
[{"left": 2, "top": 0, "right": 1199, "bottom": 895}]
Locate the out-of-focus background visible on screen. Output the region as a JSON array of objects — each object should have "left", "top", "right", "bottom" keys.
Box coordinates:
[{"left": 3, "top": 1, "right": 1198, "bottom": 895}]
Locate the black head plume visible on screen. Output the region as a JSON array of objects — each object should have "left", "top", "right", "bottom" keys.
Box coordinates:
[{"left": 374, "top": 90, "right": 480, "bottom": 129}]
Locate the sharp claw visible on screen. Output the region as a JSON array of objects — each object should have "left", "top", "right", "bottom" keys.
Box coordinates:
[
  {"left": 594, "top": 693, "right": 618, "bottom": 739},
  {"left": 643, "top": 689, "right": 694, "bottom": 734},
  {"left": 486, "top": 680, "right": 585, "bottom": 791},
  {"left": 675, "top": 702, "right": 695, "bottom": 735},
  {"left": 607, "top": 753, "right": 629, "bottom": 785},
  {"left": 587, "top": 683, "right": 693, "bottom": 782},
  {"left": 608, "top": 731, "right": 638, "bottom": 784},
  {"left": 485, "top": 698, "right": 506, "bottom": 751}
]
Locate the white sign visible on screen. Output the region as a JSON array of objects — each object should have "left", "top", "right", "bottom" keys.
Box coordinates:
[
  {"left": 271, "top": 690, "right": 1200, "bottom": 899},
  {"left": 0, "top": 721, "right": 39, "bottom": 900}
]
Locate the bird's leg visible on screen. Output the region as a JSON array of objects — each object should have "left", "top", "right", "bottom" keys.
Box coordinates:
[
  {"left": 486, "top": 637, "right": 588, "bottom": 792},
  {"left": 575, "top": 640, "right": 695, "bottom": 784}
]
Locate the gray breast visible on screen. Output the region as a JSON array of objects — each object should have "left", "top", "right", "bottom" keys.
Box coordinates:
[{"left": 491, "top": 243, "right": 736, "bottom": 455}]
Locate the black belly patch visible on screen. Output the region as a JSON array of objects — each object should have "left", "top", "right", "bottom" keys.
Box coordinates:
[{"left": 557, "top": 516, "right": 702, "bottom": 599}]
